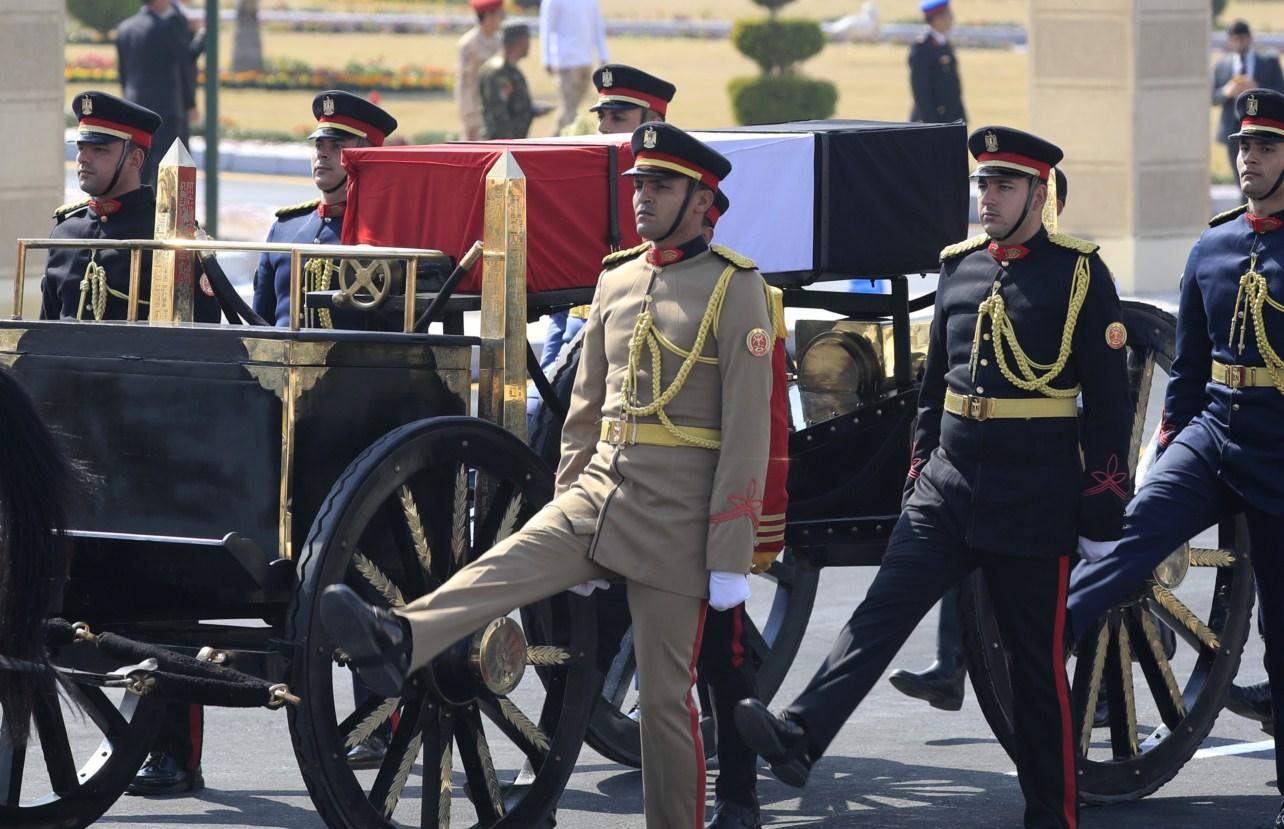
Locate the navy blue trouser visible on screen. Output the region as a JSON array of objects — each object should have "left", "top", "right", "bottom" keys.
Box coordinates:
[
  {"left": 786, "top": 509, "right": 1080, "bottom": 829},
  {"left": 1068, "top": 439, "right": 1284, "bottom": 794}
]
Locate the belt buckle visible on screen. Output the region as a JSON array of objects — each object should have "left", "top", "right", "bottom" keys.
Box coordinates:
[
  {"left": 607, "top": 419, "right": 635, "bottom": 445},
  {"left": 1227, "top": 365, "right": 1246, "bottom": 389},
  {"left": 967, "top": 395, "right": 992, "bottom": 421}
]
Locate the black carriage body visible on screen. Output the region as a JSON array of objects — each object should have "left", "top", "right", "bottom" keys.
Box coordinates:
[{"left": 0, "top": 320, "right": 473, "bottom": 622}]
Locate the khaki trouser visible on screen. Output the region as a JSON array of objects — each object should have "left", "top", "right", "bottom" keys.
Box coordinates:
[
  {"left": 553, "top": 65, "right": 593, "bottom": 134},
  {"left": 397, "top": 504, "right": 709, "bottom": 829}
]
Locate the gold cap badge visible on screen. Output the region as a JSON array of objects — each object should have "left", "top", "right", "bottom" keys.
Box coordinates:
[
  {"left": 322, "top": 96, "right": 336, "bottom": 116},
  {"left": 601, "top": 67, "right": 614, "bottom": 88},
  {"left": 1247, "top": 94, "right": 1260, "bottom": 117},
  {"left": 983, "top": 130, "right": 999, "bottom": 153},
  {"left": 642, "top": 126, "right": 657, "bottom": 149},
  {"left": 80, "top": 95, "right": 93, "bottom": 116}
]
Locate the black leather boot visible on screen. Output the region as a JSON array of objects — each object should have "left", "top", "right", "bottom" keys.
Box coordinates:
[{"left": 888, "top": 587, "right": 966, "bottom": 711}]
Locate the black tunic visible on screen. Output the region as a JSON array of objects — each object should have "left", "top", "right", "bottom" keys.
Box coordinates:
[
  {"left": 905, "top": 229, "right": 1133, "bottom": 557},
  {"left": 908, "top": 33, "right": 966, "bottom": 124}
]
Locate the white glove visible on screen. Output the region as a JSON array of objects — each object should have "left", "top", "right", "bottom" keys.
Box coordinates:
[
  {"left": 1134, "top": 427, "right": 1162, "bottom": 490},
  {"left": 568, "top": 579, "right": 610, "bottom": 597},
  {"left": 708, "top": 571, "right": 750, "bottom": 611},
  {"left": 1077, "top": 536, "right": 1120, "bottom": 563}
]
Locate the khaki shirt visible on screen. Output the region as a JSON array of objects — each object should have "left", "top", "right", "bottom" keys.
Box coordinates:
[
  {"left": 553, "top": 246, "right": 775, "bottom": 598},
  {"left": 457, "top": 27, "right": 503, "bottom": 140}
]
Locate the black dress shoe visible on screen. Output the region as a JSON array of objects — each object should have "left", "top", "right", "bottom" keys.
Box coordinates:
[
  {"left": 734, "top": 699, "right": 812, "bottom": 788},
  {"left": 321, "top": 584, "right": 412, "bottom": 699},
  {"left": 346, "top": 733, "right": 388, "bottom": 770},
  {"left": 126, "top": 752, "right": 204, "bottom": 796},
  {"left": 708, "top": 798, "right": 761, "bottom": 829},
  {"left": 887, "top": 662, "right": 966, "bottom": 711},
  {"left": 1227, "top": 680, "right": 1274, "bottom": 730}
]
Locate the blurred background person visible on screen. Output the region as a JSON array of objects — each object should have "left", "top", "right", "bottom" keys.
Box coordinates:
[
  {"left": 540, "top": 0, "right": 610, "bottom": 134},
  {"left": 908, "top": 0, "right": 965, "bottom": 125},
  {"left": 457, "top": 0, "right": 505, "bottom": 141},
  {"left": 1213, "top": 20, "right": 1284, "bottom": 191}
]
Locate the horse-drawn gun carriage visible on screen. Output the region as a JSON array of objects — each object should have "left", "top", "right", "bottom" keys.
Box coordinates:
[{"left": 0, "top": 119, "right": 1257, "bottom": 829}]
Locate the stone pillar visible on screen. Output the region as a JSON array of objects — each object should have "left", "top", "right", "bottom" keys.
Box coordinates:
[
  {"left": 0, "top": 0, "right": 63, "bottom": 316},
  {"left": 1030, "top": 0, "right": 1210, "bottom": 294}
]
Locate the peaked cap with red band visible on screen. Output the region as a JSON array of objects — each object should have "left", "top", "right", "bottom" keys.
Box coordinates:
[
  {"left": 968, "top": 125, "right": 1063, "bottom": 182},
  {"left": 308, "top": 90, "right": 398, "bottom": 147},
  {"left": 70, "top": 91, "right": 162, "bottom": 149},
  {"left": 708, "top": 190, "right": 730, "bottom": 227},
  {"left": 1230, "top": 88, "right": 1284, "bottom": 144},
  {"left": 623, "top": 122, "right": 731, "bottom": 191},
  {"left": 590, "top": 64, "right": 676, "bottom": 116}
]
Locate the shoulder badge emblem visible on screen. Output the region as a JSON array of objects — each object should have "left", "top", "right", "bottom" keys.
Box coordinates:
[
  {"left": 746, "top": 328, "right": 771, "bottom": 357},
  {"left": 80, "top": 95, "right": 93, "bottom": 116},
  {"left": 642, "top": 126, "right": 657, "bottom": 149},
  {"left": 984, "top": 130, "right": 999, "bottom": 153},
  {"left": 322, "top": 96, "right": 336, "bottom": 116},
  {"left": 1247, "top": 94, "right": 1260, "bottom": 117},
  {"left": 1105, "top": 321, "right": 1127, "bottom": 350},
  {"left": 601, "top": 67, "right": 613, "bottom": 88}
]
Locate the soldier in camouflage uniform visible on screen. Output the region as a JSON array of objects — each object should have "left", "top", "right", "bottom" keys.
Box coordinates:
[{"left": 479, "top": 23, "right": 542, "bottom": 140}]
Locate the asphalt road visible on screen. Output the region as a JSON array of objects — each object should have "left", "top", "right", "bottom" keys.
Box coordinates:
[{"left": 55, "top": 556, "right": 1275, "bottom": 829}]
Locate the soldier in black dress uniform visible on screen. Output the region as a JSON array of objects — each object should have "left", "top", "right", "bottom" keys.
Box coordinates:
[
  {"left": 908, "top": 0, "right": 966, "bottom": 124},
  {"left": 736, "top": 127, "right": 1133, "bottom": 829},
  {"left": 43, "top": 91, "right": 217, "bottom": 324},
  {"left": 1068, "top": 88, "right": 1284, "bottom": 829}
]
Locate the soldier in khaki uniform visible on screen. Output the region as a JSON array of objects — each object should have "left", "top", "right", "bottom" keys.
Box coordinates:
[
  {"left": 456, "top": 0, "right": 505, "bottom": 141},
  {"left": 322, "top": 122, "right": 776, "bottom": 828}
]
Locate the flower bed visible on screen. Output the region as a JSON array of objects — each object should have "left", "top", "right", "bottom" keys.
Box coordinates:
[{"left": 65, "top": 55, "right": 451, "bottom": 94}]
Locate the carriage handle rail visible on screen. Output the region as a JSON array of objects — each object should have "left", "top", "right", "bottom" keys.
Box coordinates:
[{"left": 13, "top": 238, "right": 452, "bottom": 333}]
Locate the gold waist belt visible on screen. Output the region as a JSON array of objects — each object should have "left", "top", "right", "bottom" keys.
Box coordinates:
[
  {"left": 944, "top": 389, "right": 1078, "bottom": 421},
  {"left": 1211, "top": 360, "right": 1278, "bottom": 389},
  {"left": 600, "top": 418, "right": 720, "bottom": 448}
]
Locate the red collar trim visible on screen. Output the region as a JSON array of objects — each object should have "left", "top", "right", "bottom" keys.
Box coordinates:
[
  {"left": 90, "top": 198, "right": 122, "bottom": 217},
  {"left": 318, "top": 202, "right": 346, "bottom": 219},
  {"left": 646, "top": 236, "right": 708, "bottom": 266},
  {"left": 987, "top": 241, "right": 1029, "bottom": 263},
  {"left": 1246, "top": 212, "right": 1284, "bottom": 234}
]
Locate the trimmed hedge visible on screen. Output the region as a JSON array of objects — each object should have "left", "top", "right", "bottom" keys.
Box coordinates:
[
  {"left": 66, "top": 0, "right": 137, "bottom": 41},
  {"left": 729, "top": 74, "right": 837, "bottom": 125},
  {"left": 732, "top": 19, "right": 825, "bottom": 73}
]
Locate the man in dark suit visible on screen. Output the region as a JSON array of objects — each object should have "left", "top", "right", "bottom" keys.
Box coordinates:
[
  {"left": 908, "top": 0, "right": 965, "bottom": 125},
  {"left": 1213, "top": 20, "right": 1284, "bottom": 188},
  {"left": 116, "top": 0, "right": 205, "bottom": 187}
]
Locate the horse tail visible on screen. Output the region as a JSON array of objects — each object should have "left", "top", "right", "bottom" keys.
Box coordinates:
[{"left": 0, "top": 366, "right": 75, "bottom": 742}]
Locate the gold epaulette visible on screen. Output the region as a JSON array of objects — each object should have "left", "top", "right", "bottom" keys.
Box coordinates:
[
  {"left": 52, "top": 198, "right": 91, "bottom": 220},
  {"left": 940, "top": 234, "right": 988, "bottom": 262},
  {"left": 568, "top": 304, "right": 591, "bottom": 320},
  {"left": 275, "top": 198, "right": 320, "bottom": 219},
  {"left": 766, "top": 283, "right": 786, "bottom": 339},
  {"left": 601, "top": 242, "right": 648, "bottom": 269},
  {"left": 1047, "top": 233, "right": 1100, "bottom": 255},
  {"left": 1209, "top": 204, "right": 1248, "bottom": 227},
  {"left": 710, "top": 244, "right": 756, "bottom": 270}
]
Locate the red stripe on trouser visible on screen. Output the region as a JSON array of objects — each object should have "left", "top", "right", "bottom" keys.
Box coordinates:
[
  {"left": 1051, "top": 557, "right": 1077, "bottom": 829},
  {"left": 730, "top": 604, "right": 745, "bottom": 668},
  {"left": 187, "top": 705, "right": 203, "bottom": 770},
  {"left": 687, "top": 601, "right": 708, "bottom": 829}
]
